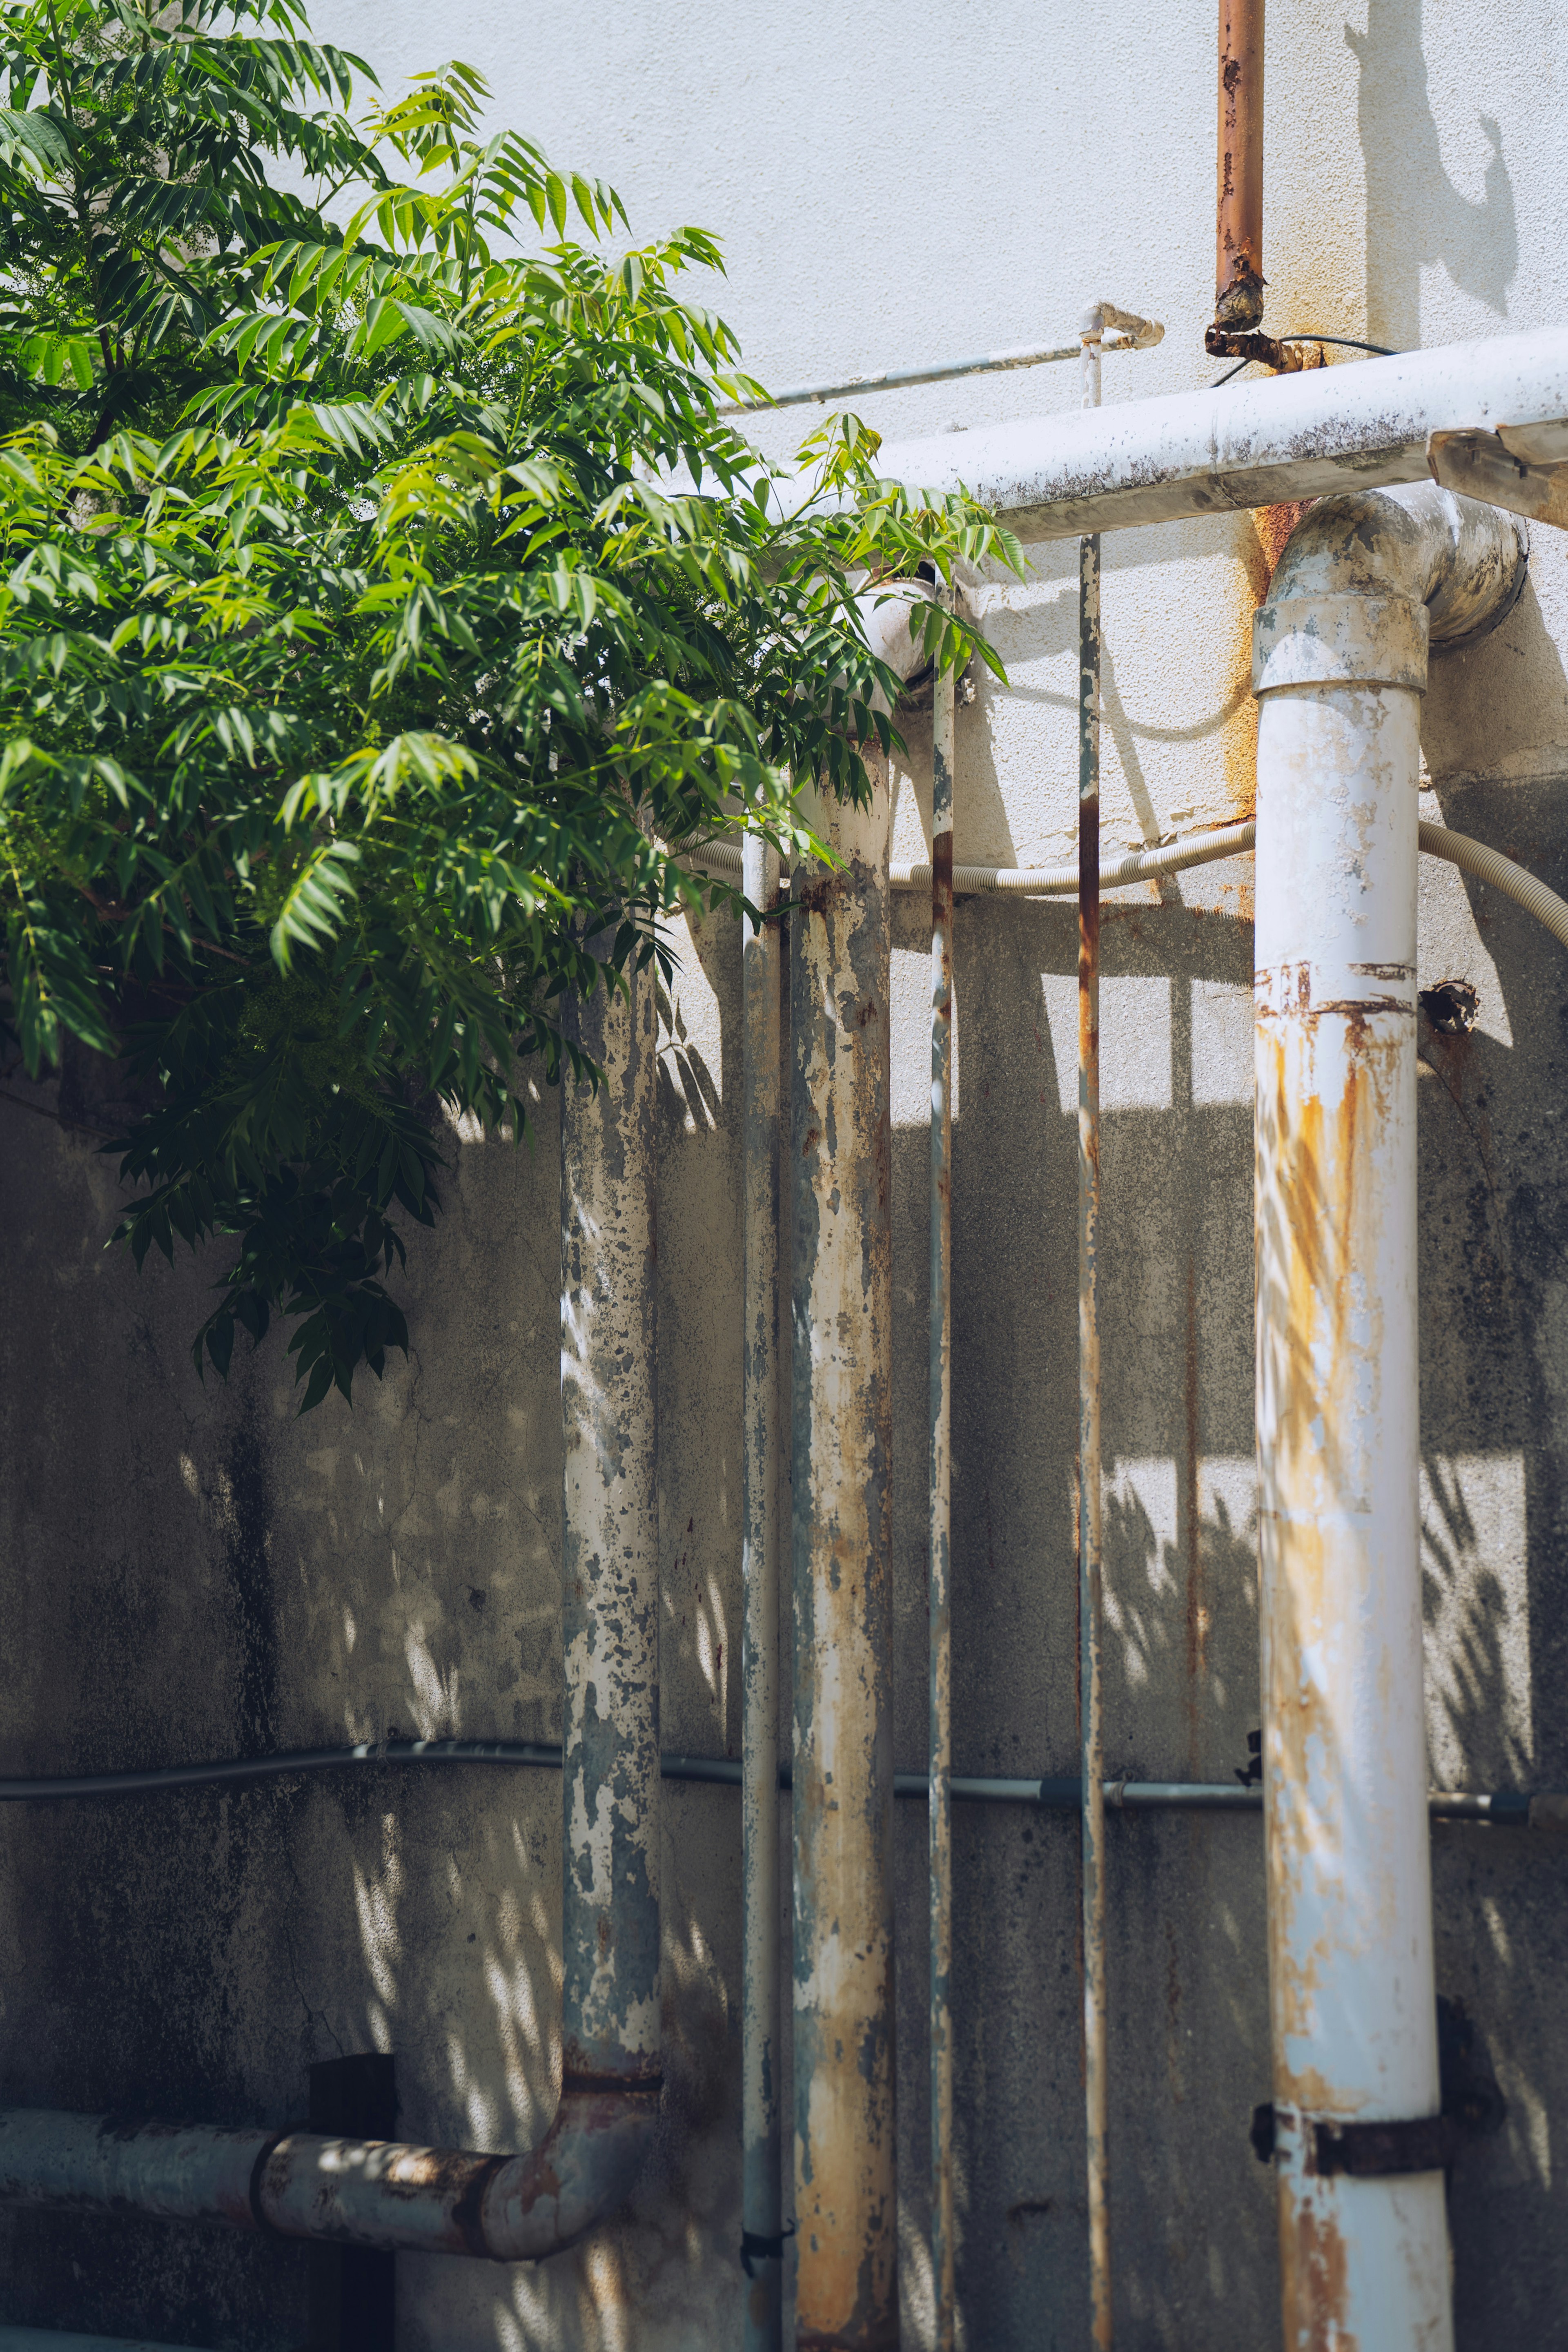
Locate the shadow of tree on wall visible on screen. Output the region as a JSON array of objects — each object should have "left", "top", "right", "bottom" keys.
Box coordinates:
[{"left": 1348, "top": 0, "right": 1517, "bottom": 344}]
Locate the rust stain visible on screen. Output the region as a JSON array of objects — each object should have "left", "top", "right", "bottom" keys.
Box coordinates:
[
  {"left": 1280, "top": 2187, "right": 1354, "bottom": 2352},
  {"left": 1254, "top": 501, "right": 1316, "bottom": 580}
]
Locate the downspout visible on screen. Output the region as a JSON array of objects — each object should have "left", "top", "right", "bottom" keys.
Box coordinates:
[
  {"left": 0, "top": 948, "right": 663, "bottom": 2260},
  {"left": 790, "top": 584, "right": 932, "bottom": 2352},
  {"left": 1251, "top": 482, "right": 1526, "bottom": 2350},
  {"left": 928, "top": 586, "right": 956, "bottom": 2352},
  {"left": 1076, "top": 317, "right": 1111, "bottom": 2352},
  {"left": 741, "top": 827, "right": 786, "bottom": 2352}
]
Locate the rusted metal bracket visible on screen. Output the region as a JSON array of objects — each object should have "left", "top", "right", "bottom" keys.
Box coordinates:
[
  {"left": 1312, "top": 2114, "right": 1462, "bottom": 2177},
  {"left": 739, "top": 2219, "right": 795, "bottom": 2278},
  {"left": 1252, "top": 1998, "right": 1506, "bottom": 2178},
  {"left": 1204, "top": 325, "right": 1325, "bottom": 374},
  {"left": 1249, "top": 2104, "right": 1459, "bottom": 2175}
]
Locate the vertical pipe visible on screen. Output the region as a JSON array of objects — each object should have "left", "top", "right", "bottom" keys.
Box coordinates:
[
  {"left": 1077, "top": 326, "right": 1111, "bottom": 2352},
  {"left": 791, "top": 762, "right": 898, "bottom": 2352},
  {"left": 1216, "top": 0, "right": 1265, "bottom": 329},
  {"left": 929, "top": 595, "right": 956, "bottom": 2352},
  {"left": 742, "top": 833, "right": 785, "bottom": 2352},
  {"left": 560, "top": 944, "right": 662, "bottom": 2100},
  {"left": 1253, "top": 673, "right": 1451, "bottom": 2350}
]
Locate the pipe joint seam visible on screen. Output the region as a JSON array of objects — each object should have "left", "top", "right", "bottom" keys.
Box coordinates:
[{"left": 1253, "top": 592, "right": 1428, "bottom": 696}]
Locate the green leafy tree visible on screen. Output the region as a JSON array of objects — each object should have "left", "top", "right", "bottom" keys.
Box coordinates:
[{"left": 0, "top": 5, "right": 1020, "bottom": 1409}]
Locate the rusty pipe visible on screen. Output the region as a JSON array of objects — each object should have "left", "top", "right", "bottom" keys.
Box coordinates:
[
  {"left": 1077, "top": 324, "right": 1111, "bottom": 2352},
  {"left": 928, "top": 588, "right": 956, "bottom": 2352},
  {"left": 1252, "top": 483, "right": 1525, "bottom": 2351},
  {"left": 741, "top": 828, "right": 786, "bottom": 2351},
  {"left": 1216, "top": 0, "right": 1265, "bottom": 330},
  {"left": 0, "top": 2096, "right": 657, "bottom": 2259},
  {"left": 790, "top": 587, "right": 932, "bottom": 2352}
]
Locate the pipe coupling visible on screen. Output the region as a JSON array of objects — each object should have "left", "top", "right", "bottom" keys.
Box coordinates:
[{"left": 1252, "top": 593, "right": 1429, "bottom": 698}]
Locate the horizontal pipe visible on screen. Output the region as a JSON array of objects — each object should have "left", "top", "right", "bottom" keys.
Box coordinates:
[
  {"left": 844, "top": 324, "right": 1568, "bottom": 542},
  {"left": 0, "top": 2097, "right": 658, "bottom": 2260},
  {"left": 715, "top": 314, "right": 1162, "bottom": 415},
  {"left": 0, "top": 1742, "right": 1540, "bottom": 1820},
  {"left": 0, "top": 2334, "right": 211, "bottom": 2351},
  {"left": 679, "top": 819, "right": 1568, "bottom": 952}
]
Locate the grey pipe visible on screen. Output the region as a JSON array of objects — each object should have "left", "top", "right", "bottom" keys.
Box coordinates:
[
  {"left": 554, "top": 931, "right": 663, "bottom": 2108},
  {"left": 740, "top": 831, "right": 785, "bottom": 2352},
  {"left": 0, "top": 2334, "right": 216, "bottom": 2350},
  {"left": 0, "top": 1746, "right": 1541, "bottom": 1821},
  {"left": 928, "top": 593, "right": 957, "bottom": 2352}
]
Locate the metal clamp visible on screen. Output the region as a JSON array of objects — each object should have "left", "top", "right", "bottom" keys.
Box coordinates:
[
  {"left": 1250, "top": 2104, "right": 1461, "bottom": 2177},
  {"left": 739, "top": 2220, "right": 795, "bottom": 2277}
]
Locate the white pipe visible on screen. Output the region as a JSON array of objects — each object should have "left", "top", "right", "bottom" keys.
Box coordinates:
[
  {"left": 688, "top": 816, "right": 1568, "bottom": 946},
  {"left": 846, "top": 324, "right": 1568, "bottom": 542},
  {"left": 715, "top": 305, "right": 1162, "bottom": 415},
  {"left": 1252, "top": 482, "right": 1525, "bottom": 2352}
]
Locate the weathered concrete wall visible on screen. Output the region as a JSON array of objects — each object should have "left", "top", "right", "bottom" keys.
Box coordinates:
[{"left": 4, "top": 0, "right": 1568, "bottom": 2344}]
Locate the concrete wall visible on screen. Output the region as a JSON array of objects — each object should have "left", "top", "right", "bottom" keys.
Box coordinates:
[{"left": 3, "top": 0, "right": 1568, "bottom": 2344}]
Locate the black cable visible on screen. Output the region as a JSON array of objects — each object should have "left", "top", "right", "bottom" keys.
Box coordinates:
[
  {"left": 1284, "top": 333, "right": 1399, "bottom": 354},
  {"left": 1213, "top": 331, "right": 1401, "bottom": 388}
]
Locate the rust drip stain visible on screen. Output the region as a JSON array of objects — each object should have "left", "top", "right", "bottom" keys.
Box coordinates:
[
  {"left": 1281, "top": 2189, "right": 1354, "bottom": 2352},
  {"left": 1254, "top": 502, "right": 1316, "bottom": 579}
]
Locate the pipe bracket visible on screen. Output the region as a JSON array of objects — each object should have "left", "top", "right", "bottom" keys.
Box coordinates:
[{"left": 1251, "top": 2103, "right": 1461, "bottom": 2177}]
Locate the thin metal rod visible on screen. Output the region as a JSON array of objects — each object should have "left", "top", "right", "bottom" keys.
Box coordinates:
[
  {"left": 740, "top": 832, "right": 784, "bottom": 2351},
  {"left": 929, "top": 593, "right": 957, "bottom": 2352},
  {"left": 715, "top": 321, "right": 1160, "bottom": 415},
  {"left": 0, "top": 1745, "right": 1539, "bottom": 1820},
  {"left": 1077, "top": 326, "right": 1111, "bottom": 2352}
]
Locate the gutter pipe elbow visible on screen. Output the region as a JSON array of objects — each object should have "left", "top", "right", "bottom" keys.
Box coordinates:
[{"left": 1253, "top": 482, "right": 1527, "bottom": 697}]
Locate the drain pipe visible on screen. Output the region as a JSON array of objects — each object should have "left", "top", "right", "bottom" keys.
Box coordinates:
[
  {"left": 557, "top": 938, "right": 664, "bottom": 2120},
  {"left": 0, "top": 950, "right": 662, "bottom": 2260},
  {"left": 1076, "top": 317, "right": 1112, "bottom": 2352},
  {"left": 928, "top": 587, "right": 956, "bottom": 2352},
  {"left": 1252, "top": 482, "right": 1526, "bottom": 2350},
  {"left": 791, "top": 584, "right": 931, "bottom": 2352},
  {"left": 741, "top": 829, "right": 786, "bottom": 2352}
]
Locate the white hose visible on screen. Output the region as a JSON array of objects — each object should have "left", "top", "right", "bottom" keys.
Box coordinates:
[
  {"left": 679, "top": 818, "right": 1568, "bottom": 945},
  {"left": 1417, "top": 819, "right": 1568, "bottom": 949}
]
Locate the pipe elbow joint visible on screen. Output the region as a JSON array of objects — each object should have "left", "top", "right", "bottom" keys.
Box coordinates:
[
  {"left": 479, "top": 2082, "right": 662, "bottom": 2260},
  {"left": 1254, "top": 482, "right": 1528, "bottom": 698}
]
